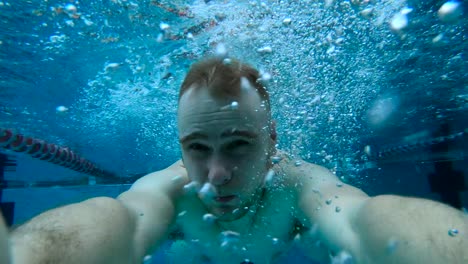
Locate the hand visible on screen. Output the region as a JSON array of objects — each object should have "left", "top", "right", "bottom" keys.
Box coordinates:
[
  {"left": 169, "top": 159, "right": 187, "bottom": 176},
  {"left": 166, "top": 159, "right": 190, "bottom": 198},
  {"left": 0, "top": 212, "right": 10, "bottom": 264}
]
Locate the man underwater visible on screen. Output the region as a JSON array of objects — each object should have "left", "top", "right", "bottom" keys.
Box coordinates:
[{"left": 2, "top": 57, "right": 468, "bottom": 264}]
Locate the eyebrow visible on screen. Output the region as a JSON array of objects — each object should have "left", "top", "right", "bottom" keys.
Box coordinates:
[
  {"left": 179, "top": 132, "right": 207, "bottom": 144},
  {"left": 221, "top": 129, "right": 258, "bottom": 139},
  {"left": 179, "top": 129, "right": 258, "bottom": 144}
]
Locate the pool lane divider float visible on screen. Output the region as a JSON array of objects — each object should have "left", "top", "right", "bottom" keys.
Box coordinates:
[
  {"left": 365, "top": 125, "right": 466, "bottom": 209},
  {"left": 0, "top": 128, "right": 119, "bottom": 181},
  {"left": 0, "top": 153, "right": 15, "bottom": 226},
  {"left": 368, "top": 128, "right": 467, "bottom": 163}
]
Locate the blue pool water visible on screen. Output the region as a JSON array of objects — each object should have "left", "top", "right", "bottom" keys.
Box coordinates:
[{"left": 0, "top": 0, "right": 467, "bottom": 263}]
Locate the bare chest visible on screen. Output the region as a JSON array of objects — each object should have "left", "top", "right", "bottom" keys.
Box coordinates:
[{"left": 171, "top": 188, "right": 299, "bottom": 264}]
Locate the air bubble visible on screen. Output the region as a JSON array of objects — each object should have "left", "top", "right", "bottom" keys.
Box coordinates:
[
  {"left": 330, "top": 251, "right": 353, "bottom": 264},
  {"left": 386, "top": 238, "right": 399, "bottom": 254},
  {"left": 183, "top": 181, "right": 200, "bottom": 195},
  {"left": 178, "top": 211, "right": 187, "bottom": 217},
  {"left": 65, "top": 20, "right": 75, "bottom": 27},
  {"left": 156, "top": 33, "right": 164, "bottom": 42},
  {"left": 143, "top": 255, "right": 152, "bottom": 263},
  {"left": 203, "top": 213, "right": 217, "bottom": 224},
  {"left": 64, "top": 4, "right": 77, "bottom": 14},
  {"left": 367, "top": 96, "right": 400, "bottom": 126},
  {"left": 220, "top": 230, "right": 241, "bottom": 249},
  {"left": 293, "top": 233, "right": 301, "bottom": 243},
  {"left": 364, "top": 145, "right": 372, "bottom": 156},
  {"left": 104, "top": 62, "right": 120, "bottom": 72},
  {"left": 272, "top": 237, "right": 280, "bottom": 245},
  {"left": 259, "top": 71, "right": 272, "bottom": 83},
  {"left": 56, "top": 105, "right": 68, "bottom": 113},
  {"left": 199, "top": 182, "right": 217, "bottom": 201},
  {"left": 215, "top": 43, "right": 227, "bottom": 56},
  {"left": 264, "top": 169, "right": 275, "bottom": 186},
  {"left": 221, "top": 101, "right": 238, "bottom": 111},
  {"left": 159, "top": 22, "right": 170, "bottom": 30},
  {"left": 171, "top": 175, "right": 184, "bottom": 185},
  {"left": 326, "top": 45, "right": 335, "bottom": 54},
  {"left": 438, "top": 1, "right": 462, "bottom": 22},
  {"left": 83, "top": 18, "right": 93, "bottom": 26},
  {"left": 230, "top": 101, "right": 239, "bottom": 109},
  {"left": 326, "top": 199, "right": 332, "bottom": 205},
  {"left": 49, "top": 34, "right": 66, "bottom": 43},
  {"left": 360, "top": 8, "right": 373, "bottom": 18},
  {"left": 448, "top": 228, "right": 459, "bottom": 237},
  {"left": 400, "top": 7, "right": 413, "bottom": 15},
  {"left": 222, "top": 58, "right": 232, "bottom": 65},
  {"left": 257, "top": 46, "right": 273, "bottom": 54},
  {"left": 240, "top": 77, "right": 253, "bottom": 91},
  {"left": 220, "top": 230, "right": 240, "bottom": 239},
  {"left": 390, "top": 12, "right": 408, "bottom": 31},
  {"left": 271, "top": 156, "right": 282, "bottom": 164}
]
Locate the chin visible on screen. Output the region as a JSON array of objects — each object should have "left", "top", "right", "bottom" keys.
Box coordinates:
[
  {"left": 209, "top": 200, "right": 252, "bottom": 221},
  {"left": 214, "top": 208, "right": 247, "bottom": 222}
]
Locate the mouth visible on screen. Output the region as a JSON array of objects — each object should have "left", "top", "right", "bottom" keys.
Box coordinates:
[{"left": 214, "top": 195, "right": 238, "bottom": 203}]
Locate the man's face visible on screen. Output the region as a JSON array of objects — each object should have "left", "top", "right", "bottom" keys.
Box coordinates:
[{"left": 177, "top": 84, "right": 274, "bottom": 221}]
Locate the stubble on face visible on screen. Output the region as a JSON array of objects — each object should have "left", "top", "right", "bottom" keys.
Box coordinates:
[{"left": 177, "top": 84, "right": 274, "bottom": 221}]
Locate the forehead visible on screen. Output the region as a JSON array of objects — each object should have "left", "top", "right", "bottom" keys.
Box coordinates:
[{"left": 177, "top": 86, "right": 269, "bottom": 136}]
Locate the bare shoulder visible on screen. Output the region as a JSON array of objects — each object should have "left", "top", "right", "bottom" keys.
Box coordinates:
[
  {"left": 129, "top": 159, "right": 188, "bottom": 196},
  {"left": 275, "top": 150, "right": 342, "bottom": 189},
  {"left": 275, "top": 151, "right": 368, "bottom": 220},
  {"left": 275, "top": 151, "right": 370, "bottom": 260}
]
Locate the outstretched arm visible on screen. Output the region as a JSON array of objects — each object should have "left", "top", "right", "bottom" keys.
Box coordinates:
[
  {"left": 117, "top": 159, "right": 189, "bottom": 258},
  {"left": 353, "top": 195, "right": 468, "bottom": 264},
  {"left": 9, "top": 160, "right": 188, "bottom": 264},
  {"left": 10, "top": 197, "right": 138, "bottom": 264},
  {"left": 0, "top": 212, "right": 10, "bottom": 263},
  {"left": 289, "top": 159, "right": 468, "bottom": 263}
]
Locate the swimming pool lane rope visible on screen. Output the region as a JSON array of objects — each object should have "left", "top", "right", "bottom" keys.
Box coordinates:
[
  {"left": 372, "top": 129, "right": 467, "bottom": 161},
  {"left": 0, "top": 128, "right": 118, "bottom": 179}
]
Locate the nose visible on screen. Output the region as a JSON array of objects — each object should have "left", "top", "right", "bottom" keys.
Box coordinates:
[{"left": 208, "top": 159, "right": 232, "bottom": 186}]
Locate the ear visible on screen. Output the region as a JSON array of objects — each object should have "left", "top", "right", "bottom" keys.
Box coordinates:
[
  {"left": 266, "top": 120, "right": 277, "bottom": 169},
  {"left": 268, "top": 120, "right": 277, "bottom": 156},
  {"left": 270, "top": 120, "right": 277, "bottom": 142}
]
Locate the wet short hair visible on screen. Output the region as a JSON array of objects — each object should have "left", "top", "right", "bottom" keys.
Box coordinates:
[{"left": 178, "top": 57, "right": 270, "bottom": 111}]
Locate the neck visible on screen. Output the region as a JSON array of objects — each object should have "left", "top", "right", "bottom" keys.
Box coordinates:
[
  {"left": 217, "top": 188, "right": 266, "bottom": 233},
  {"left": 217, "top": 210, "right": 253, "bottom": 233}
]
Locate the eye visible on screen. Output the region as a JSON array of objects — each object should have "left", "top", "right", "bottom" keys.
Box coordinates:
[
  {"left": 226, "top": 140, "right": 251, "bottom": 150},
  {"left": 188, "top": 143, "right": 211, "bottom": 152}
]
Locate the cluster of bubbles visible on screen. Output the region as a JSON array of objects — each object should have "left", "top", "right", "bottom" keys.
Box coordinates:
[
  {"left": 186, "top": 0, "right": 457, "bottom": 181},
  {"left": 75, "top": 0, "right": 395, "bottom": 175},
  {"left": 0, "top": 0, "right": 465, "bottom": 177}
]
